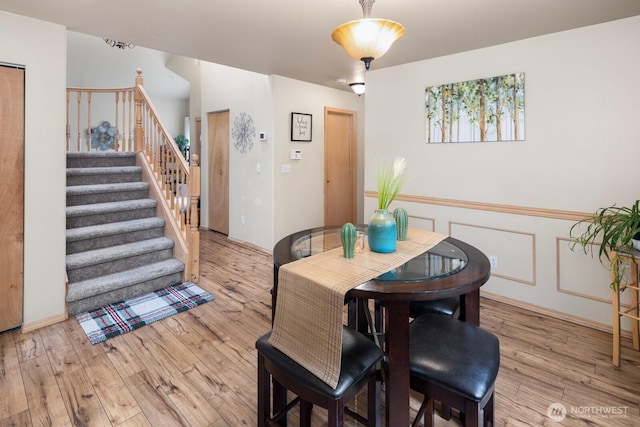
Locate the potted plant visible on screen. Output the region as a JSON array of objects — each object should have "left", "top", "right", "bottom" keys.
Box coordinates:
[
  {"left": 174, "top": 134, "right": 189, "bottom": 157},
  {"left": 368, "top": 157, "right": 408, "bottom": 253},
  {"left": 570, "top": 200, "right": 640, "bottom": 290}
]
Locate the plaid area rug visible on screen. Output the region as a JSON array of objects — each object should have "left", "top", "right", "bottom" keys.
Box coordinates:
[{"left": 76, "top": 281, "right": 214, "bottom": 344}]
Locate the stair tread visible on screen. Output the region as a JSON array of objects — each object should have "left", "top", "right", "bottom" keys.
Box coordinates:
[
  {"left": 67, "top": 166, "right": 142, "bottom": 175},
  {"left": 67, "top": 182, "right": 149, "bottom": 195},
  {"left": 66, "top": 237, "right": 175, "bottom": 270},
  {"left": 66, "top": 199, "right": 156, "bottom": 217},
  {"left": 66, "top": 259, "right": 185, "bottom": 302},
  {"left": 66, "top": 217, "right": 165, "bottom": 242},
  {"left": 67, "top": 152, "right": 136, "bottom": 159}
]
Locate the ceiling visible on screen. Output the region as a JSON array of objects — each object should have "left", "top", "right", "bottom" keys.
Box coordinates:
[{"left": 1, "top": 0, "right": 639, "bottom": 91}]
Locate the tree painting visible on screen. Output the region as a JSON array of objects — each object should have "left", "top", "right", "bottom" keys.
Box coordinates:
[{"left": 425, "top": 72, "right": 525, "bottom": 143}]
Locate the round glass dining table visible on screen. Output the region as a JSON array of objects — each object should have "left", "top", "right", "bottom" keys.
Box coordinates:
[{"left": 272, "top": 225, "right": 491, "bottom": 426}]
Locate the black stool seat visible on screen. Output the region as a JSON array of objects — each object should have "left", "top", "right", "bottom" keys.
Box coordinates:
[
  {"left": 257, "top": 326, "right": 383, "bottom": 426},
  {"left": 409, "top": 315, "right": 500, "bottom": 427},
  {"left": 409, "top": 296, "right": 460, "bottom": 318}
]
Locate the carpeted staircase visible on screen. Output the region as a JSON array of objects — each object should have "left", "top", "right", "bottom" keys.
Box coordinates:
[{"left": 66, "top": 152, "right": 184, "bottom": 315}]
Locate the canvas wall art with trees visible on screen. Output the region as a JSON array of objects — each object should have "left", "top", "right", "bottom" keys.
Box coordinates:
[{"left": 425, "top": 72, "right": 525, "bottom": 143}]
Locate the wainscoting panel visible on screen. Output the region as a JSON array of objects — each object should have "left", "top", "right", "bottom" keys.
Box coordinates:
[
  {"left": 407, "top": 214, "right": 434, "bottom": 232},
  {"left": 450, "top": 222, "right": 535, "bottom": 286},
  {"left": 556, "top": 237, "right": 633, "bottom": 306}
]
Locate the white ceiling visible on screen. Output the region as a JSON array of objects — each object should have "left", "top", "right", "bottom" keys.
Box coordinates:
[{"left": 1, "top": 0, "right": 639, "bottom": 91}]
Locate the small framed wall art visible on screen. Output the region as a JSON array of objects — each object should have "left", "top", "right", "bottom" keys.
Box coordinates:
[{"left": 291, "top": 112, "right": 312, "bottom": 142}]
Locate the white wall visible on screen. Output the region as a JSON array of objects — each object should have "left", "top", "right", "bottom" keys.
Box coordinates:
[
  {"left": 67, "top": 32, "right": 190, "bottom": 137},
  {"left": 365, "top": 16, "right": 640, "bottom": 328},
  {"left": 272, "top": 76, "right": 364, "bottom": 243},
  {"left": 199, "top": 61, "right": 275, "bottom": 250},
  {"left": 198, "top": 67, "right": 364, "bottom": 250},
  {"left": 0, "top": 11, "right": 67, "bottom": 327}
]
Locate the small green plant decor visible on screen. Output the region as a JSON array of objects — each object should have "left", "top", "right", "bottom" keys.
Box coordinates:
[
  {"left": 569, "top": 200, "right": 640, "bottom": 290},
  {"left": 174, "top": 134, "right": 189, "bottom": 158},
  {"left": 376, "top": 157, "right": 408, "bottom": 210}
]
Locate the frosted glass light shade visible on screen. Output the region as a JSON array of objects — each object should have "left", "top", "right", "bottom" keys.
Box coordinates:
[
  {"left": 331, "top": 18, "right": 405, "bottom": 69},
  {"left": 350, "top": 82, "right": 365, "bottom": 95}
]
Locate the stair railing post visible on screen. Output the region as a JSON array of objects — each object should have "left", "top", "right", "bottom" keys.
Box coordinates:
[
  {"left": 188, "top": 154, "right": 201, "bottom": 282},
  {"left": 134, "top": 68, "right": 144, "bottom": 153}
]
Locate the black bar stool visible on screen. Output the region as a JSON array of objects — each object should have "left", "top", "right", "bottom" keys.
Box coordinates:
[
  {"left": 256, "top": 326, "right": 383, "bottom": 426},
  {"left": 409, "top": 296, "right": 460, "bottom": 319},
  {"left": 409, "top": 314, "right": 500, "bottom": 427}
]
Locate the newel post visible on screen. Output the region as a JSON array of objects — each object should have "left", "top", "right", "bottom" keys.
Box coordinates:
[
  {"left": 188, "top": 154, "right": 201, "bottom": 282},
  {"left": 134, "top": 68, "right": 144, "bottom": 152}
]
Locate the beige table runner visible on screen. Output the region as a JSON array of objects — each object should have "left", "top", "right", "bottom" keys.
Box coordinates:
[{"left": 269, "top": 228, "right": 447, "bottom": 389}]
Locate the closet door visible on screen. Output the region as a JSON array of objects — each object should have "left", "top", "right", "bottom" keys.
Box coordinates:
[{"left": 0, "top": 65, "right": 24, "bottom": 332}]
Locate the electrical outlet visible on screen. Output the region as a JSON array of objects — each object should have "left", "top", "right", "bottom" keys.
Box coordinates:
[
  {"left": 240, "top": 215, "right": 245, "bottom": 225},
  {"left": 489, "top": 255, "right": 498, "bottom": 269}
]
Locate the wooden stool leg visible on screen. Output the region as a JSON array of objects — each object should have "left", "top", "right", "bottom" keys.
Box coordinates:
[
  {"left": 439, "top": 403, "right": 452, "bottom": 420},
  {"left": 327, "top": 400, "right": 345, "bottom": 427},
  {"left": 424, "top": 398, "right": 436, "bottom": 427},
  {"left": 484, "top": 393, "right": 495, "bottom": 426},
  {"left": 300, "top": 401, "right": 313, "bottom": 427},
  {"left": 257, "top": 354, "right": 269, "bottom": 427},
  {"left": 463, "top": 400, "right": 481, "bottom": 427},
  {"left": 272, "top": 379, "right": 287, "bottom": 427},
  {"left": 631, "top": 263, "right": 639, "bottom": 351},
  {"left": 367, "top": 375, "right": 380, "bottom": 427},
  {"left": 612, "top": 286, "right": 622, "bottom": 367}
]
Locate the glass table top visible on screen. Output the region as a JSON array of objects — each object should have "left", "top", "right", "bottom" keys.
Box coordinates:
[{"left": 289, "top": 227, "right": 468, "bottom": 282}]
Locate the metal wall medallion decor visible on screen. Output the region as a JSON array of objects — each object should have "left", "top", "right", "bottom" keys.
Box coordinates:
[
  {"left": 291, "top": 112, "right": 312, "bottom": 142},
  {"left": 232, "top": 112, "right": 256, "bottom": 153},
  {"left": 89, "top": 121, "right": 121, "bottom": 151},
  {"left": 425, "top": 72, "right": 525, "bottom": 143}
]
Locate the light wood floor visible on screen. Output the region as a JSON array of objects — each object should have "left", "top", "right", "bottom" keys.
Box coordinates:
[{"left": 1, "top": 230, "right": 640, "bottom": 426}]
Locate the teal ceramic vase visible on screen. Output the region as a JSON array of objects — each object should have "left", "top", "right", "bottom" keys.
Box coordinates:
[
  {"left": 368, "top": 209, "right": 397, "bottom": 253},
  {"left": 393, "top": 207, "right": 409, "bottom": 241},
  {"left": 340, "top": 222, "right": 357, "bottom": 258}
]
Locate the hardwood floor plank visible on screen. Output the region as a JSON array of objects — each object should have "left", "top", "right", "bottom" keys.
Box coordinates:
[
  {"left": 121, "top": 326, "right": 223, "bottom": 427},
  {"left": 183, "top": 360, "right": 255, "bottom": 426},
  {"left": 0, "top": 409, "right": 32, "bottom": 426},
  {"left": 0, "top": 330, "right": 29, "bottom": 420},
  {"left": 20, "top": 355, "right": 72, "bottom": 426},
  {"left": 13, "top": 330, "right": 45, "bottom": 363},
  {"left": 39, "top": 323, "right": 82, "bottom": 376},
  {"left": 101, "top": 337, "right": 146, "bottom": 380},
  {"left": 125, "top": 370, "right": 189, "bottom": 427},
  {"left": 113, "top": 411, "right": 153, "bottom": 427},
  {"left": 82, "top": 353, "right": 142, "bottom": 425},
  {"left": 55, "top": 367, "right": 112, "bottom": 426}
]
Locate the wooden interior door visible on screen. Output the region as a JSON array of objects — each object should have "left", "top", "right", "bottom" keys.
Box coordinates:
[
  {"left": 324, "top": 107, "right": 357, "bottom": 227},
  {"left": 0, "top": 65, "right": 24, "bottom": 332},
  {"left": 207, "top": 110, "right": 229, "bottom": 235}
]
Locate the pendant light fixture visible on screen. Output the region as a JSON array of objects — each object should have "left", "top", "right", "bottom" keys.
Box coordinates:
[
  {"left": 349, "top": 82, "right": 366, "bottom": 95},
  {"left": 104, "top": 39, "right": 135, "bottom": 49},
  {"left": 331, "top": 0, "right": 405, "bottom": 71}
]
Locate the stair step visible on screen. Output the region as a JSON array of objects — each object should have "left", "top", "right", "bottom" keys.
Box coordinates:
[
  {"left": 66, "top": 237, "right": 175, "bottom": 282},
  {"left": 66, "top": 259, "right": 185, "bottom": 315},
  {"left": 66, "top": 199, "right": 157, "bottom": 229},
  {"left": 67, "top": 166, "right": 143, "bottom": 186},
  {"left": 67, "top": 152, "right": 137, "bottom": 168},
  {"left": 66, "top": 182, "right": 149, "bottom": 206},
  {"left": 66, "top": 217, "right": 166, "bottom": 254}
]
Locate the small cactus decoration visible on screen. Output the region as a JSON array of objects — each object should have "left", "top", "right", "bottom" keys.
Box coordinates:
[
  {"left": 393, "top": 207, "right": 409, "bottom": 241},
  {"left": 341, "top": 222, "right": 357, "bottom": 258}
]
